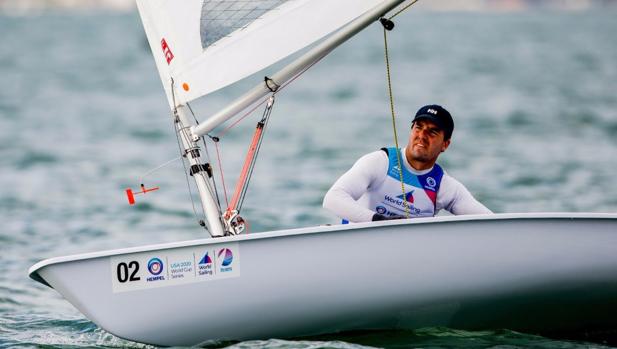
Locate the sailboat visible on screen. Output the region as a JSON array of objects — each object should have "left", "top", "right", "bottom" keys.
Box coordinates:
[{"left": 29, "top": 0, "right": 617, "bottom": 346}]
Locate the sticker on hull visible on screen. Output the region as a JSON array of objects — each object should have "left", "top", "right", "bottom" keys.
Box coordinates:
[{"left": 110, "top": 243, "right": 240, "bottom": 293}]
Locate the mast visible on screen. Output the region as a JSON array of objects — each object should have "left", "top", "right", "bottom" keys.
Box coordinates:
[
  {"left": 175, "top": 105, "right": 225, "bottom": 237},
  {"left": 190, "top": 0, "right": 407, "bottom": 138}
]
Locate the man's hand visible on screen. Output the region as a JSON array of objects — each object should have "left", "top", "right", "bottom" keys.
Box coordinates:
[{"left": 372, "top": 213, "right": 406, "bottom": 221}]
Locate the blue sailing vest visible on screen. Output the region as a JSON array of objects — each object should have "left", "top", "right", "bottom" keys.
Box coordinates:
[{"left": 342, "top": 147, "right": 444, "bottom": 223}]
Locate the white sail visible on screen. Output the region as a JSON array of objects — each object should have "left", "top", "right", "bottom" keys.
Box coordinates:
[{"left": 136, "top": 0, "right": 387, "bottom": 108}]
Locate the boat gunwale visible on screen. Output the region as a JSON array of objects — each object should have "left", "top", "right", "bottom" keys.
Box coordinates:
[{"left": 28, "top": 212, "right": 617, "bottom": 286}]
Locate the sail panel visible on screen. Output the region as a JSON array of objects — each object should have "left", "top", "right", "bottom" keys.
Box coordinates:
[
  {"left": 200, "top": 0, "right": 291, "bottom": 49},
  {"left": 136, "top": 0, "right": 386, "bottom": 108}
]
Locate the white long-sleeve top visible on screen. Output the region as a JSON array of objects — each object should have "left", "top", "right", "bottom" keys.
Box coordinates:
[{"left": 323, "top": 148, "right": 492, "bottom": 222}]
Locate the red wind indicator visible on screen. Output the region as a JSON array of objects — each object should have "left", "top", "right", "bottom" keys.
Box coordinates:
[{"left": 126, "top": 184, "right": 160, "bottom": 205}]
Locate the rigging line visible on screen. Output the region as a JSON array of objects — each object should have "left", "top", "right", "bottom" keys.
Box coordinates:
[
  {"left": 186, "top": 102, "right": 199, "bottom": 124},
  {"left": 388, "top": 0, "right": 421, "bottom": 20},
  {"left": 278, "top": 50, "right": 330, "bottom": 92},
  {"left": 383, "top": 24, "right": 410, "bottom": 218},
  {"left": 186, "top": 102, "right": 223, "bottom": 209},
  {"left": 138, "top": 156, "right": 182, "bottom": 185},
  {"left": 169, "top": 78, "right": 206, "bottom": 224},
  {"left": 217, "top": 96, "right": 270, "bottom": 138},
  {"left": 201, "top": 136, "right": 222, "bottom": 208},
  {"left": 214, "top": 47, "right": 329, "bottom": 140},
  {"left": 212, "top": 138, "right": 230, "bottom": 208},
  {"left": 173, "top": 116, "right": 208, "bottom": 229},
  {"left": 237, "top": 96, "right": 274, "bottom": 213},
  {"left": 218, "top": 48, "right": 329, "bottom": 138},
  {"left": 178, "top": 118, "right": 222, "bottom": 216},
  {"left": 169, "top": 79, "right": 219, "bottom": 228},
  {"left": 238, "top": 101, "right": 272, "bottom": 210}
]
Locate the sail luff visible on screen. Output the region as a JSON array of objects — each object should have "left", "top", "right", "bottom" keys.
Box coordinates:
[
  {"left": 192, "top": 0, "right": 407, "bottom": 138},
  {"left": 136, "top": 0, "right": 204, "bottom": 109},
  {"left": 136, "top": 1, "right": 174, "bottom": 108}
]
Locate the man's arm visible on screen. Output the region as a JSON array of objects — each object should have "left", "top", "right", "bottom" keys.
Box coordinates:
[
  {"left": 437, "top": 174, "right": 493, "bottom": 215},
  {"left": 323, "top": 151, "right": 388, "bottom": 222}
]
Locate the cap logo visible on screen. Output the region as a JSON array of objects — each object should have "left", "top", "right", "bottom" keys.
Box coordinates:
[{"left": 427, "top": 108, "right": 438, "bottom": 115}]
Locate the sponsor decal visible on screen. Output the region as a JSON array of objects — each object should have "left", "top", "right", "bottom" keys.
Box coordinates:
[
  {"left": 376, "top": 205, "right": 387, "bottom": 215},
  {"left": 218, "top": 248, "right": 233, "bottom": 272},
  {"left": 426, "top": 177, "right": 437, "bottom": 189},
  {"left": 384, "top": 194, "right": 405, "bottom": 206},
  {"left": 389, "top": 165, "right": 401, "bottom": 178},
  {"left": 199, "top": 252, "right": 213, "bottom": 264},
  {"left": 161, "top": 38, "right": 174, "bottom": 64},
  {"left": 111, "top": 243, "right": 239, "bottom": 293},
  {"left": 169, "top": 260, "right": 193, "bottom": 280},
  {"left": 148, "top": 257, "right": 163, "bottom": 275},
  {"left": 197, "top": 252, "right": 214, "bottom": 276},
  {"left": 396, "top": 190, "right": 415, "bottom": 204},
  {"left": 146, "top": 257, "right": 165, "bottom": 282},
  {"left": 384, "top": 194, "right": 422, "bottom": 215}
]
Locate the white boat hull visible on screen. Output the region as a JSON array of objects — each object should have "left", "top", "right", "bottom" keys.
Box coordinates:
[{"left": 29, "top": 213, "right": 617, "bottom": 346}]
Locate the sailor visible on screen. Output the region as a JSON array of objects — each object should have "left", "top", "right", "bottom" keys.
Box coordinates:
[{"left": 323, "top": 104, "right": 492, "bottom": 222}]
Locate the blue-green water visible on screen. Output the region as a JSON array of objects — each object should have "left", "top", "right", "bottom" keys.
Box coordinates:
[{"left": 1, "top": 8, "right": 617, "bottom": 349}]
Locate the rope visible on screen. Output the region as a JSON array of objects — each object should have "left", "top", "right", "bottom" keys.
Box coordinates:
[
  {"left": 380, "top": 0, "right": 422, "bottom": 218},
  {"left": 173, "top": 116, "right": 207, "bottom": 228},
  {"left": 216, "top": 50, "right": 329, "bottom": 139},
  {"left": 388, "top": 0, "right": 421, "bottom": 20},
  {"left": 187, "top": 102, "right": 223, "bottom": 209},
  {"left": 212, "top": 138, "right": 230, "bottom": 209},
  {"left": 168, "top": 78, "right": 209, "bottom": 227},
  {"left": 278, "top": 51, "right": 329, "bottom": 91},
  {"left": 382, "top": 14, "right": 411, "bottom": 218},
  {"left": 236, "top": 96, "right": 274, "bottom": 213},
  {"left": 138, "top": 156, "right": 181, "bottom": 185},
  {"left": 217, "top": 97, "right": 270, "bottom": 138}
]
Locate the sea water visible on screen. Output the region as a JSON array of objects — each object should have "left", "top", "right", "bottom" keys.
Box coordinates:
[{"left": 1, "top": 8, "right": 617, "bottom": 349}]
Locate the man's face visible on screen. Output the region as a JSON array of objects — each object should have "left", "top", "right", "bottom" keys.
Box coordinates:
[{"left": 407, "top": 119, "right": 450, "bottom": 165}]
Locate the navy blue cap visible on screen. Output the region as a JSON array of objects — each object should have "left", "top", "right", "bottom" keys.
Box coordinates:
[{"left": 412, "top": 104, "right": 454, "bottom": 140}]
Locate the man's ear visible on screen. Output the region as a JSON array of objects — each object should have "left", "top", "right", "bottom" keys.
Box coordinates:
[{"left": 441, "top": 139, "right": 451, "bottom": 152}]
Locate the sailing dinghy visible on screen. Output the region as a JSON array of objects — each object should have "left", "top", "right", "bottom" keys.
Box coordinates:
[{"left": 29, "top": 0, "right": 617, "bottom": 346}]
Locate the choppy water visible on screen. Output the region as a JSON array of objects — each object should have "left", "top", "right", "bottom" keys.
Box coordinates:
[{"left": 1, "top": 7, "right": 617, "bottom": 349}]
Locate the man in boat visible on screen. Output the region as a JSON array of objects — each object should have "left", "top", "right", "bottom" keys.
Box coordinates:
[{"left": 323, "top": 104, "right": 492, "bottom": 222}]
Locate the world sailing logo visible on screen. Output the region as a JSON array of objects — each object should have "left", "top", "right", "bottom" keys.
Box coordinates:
[
  {"left": 197, "top": 252, "right": 213, "bottom": 276},
  {"left": 396, "top": 190, "right": 415, "bottom": 204},
  {"left": 161, "top": 38, "right": 174, "bottom": 65},
  {"left": 199, "top": 252, "right": 212, "bottom": 265}
]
